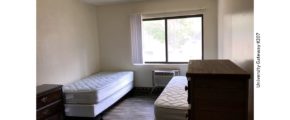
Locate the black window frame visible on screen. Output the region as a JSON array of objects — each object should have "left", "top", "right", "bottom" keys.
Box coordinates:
[{"left": 142, "top": 14, "right": 204, "bottom": 64}]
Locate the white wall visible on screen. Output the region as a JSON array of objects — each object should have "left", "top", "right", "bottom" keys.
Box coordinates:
[
  {"left": 218, "top": 0, "right": 253, "bottom": 119},
  {"left": 218, "top": 0, "right": 253, "bottom": 73},
  {"left": 37, "top": 0, "right": 100, "bottom": 85},
  {"left": 96, "top": 0, "right": 218, "bottom": 87}
]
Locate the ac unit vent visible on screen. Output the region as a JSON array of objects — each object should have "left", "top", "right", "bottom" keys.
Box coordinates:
[{"left": 152, "top": 70, "right": 180, "bottom": 87}]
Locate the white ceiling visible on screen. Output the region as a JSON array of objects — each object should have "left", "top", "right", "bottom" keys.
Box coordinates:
[{"left": 81, "top": 0, "right": 150, "bottom": 6}]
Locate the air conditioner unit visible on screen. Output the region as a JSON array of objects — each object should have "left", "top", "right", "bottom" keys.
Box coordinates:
[{"left": 152, "top": 70, "right": 180, "bottom": 87}]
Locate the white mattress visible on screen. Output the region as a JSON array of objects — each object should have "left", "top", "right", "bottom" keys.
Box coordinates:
[
  {"left": 64, "top": 82, "right": 133, "bottom": 117},
  {"left": 63, "top": 71, "right": 133, "bottom": 104},
  {"left": 154, "top": 76, "right": 189, "bottom": 120}
]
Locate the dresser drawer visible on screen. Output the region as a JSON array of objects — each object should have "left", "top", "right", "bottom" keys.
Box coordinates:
[
  {"left": 42, "top": 113, "right": 63, "bottom": 120},
  {"left": 194, "top": 98, "right": 246, "bottom": 111},
  {"left": 194, "top": 79, "right": 246, "bottom": 89},
  {"left": 37, "top": 89, "right": 62, "bottom": 109},
  {"left": 194, "top": 87, "right": 246, "bottom": 100},
  {"left": 192, "top": 86, "right": 247, "bottom": 120},
  {"left": 37, "top": 100, "right": 63, "bottom": 120},
  {"left": 194, "top": 110, "right": 246, "bottom": 120}
]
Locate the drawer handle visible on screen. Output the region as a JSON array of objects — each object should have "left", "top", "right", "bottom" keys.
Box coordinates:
[
  {"left": 41, "top": 97, "right": 48, "bottom": 103},
  {"left": 185, "top": 86, "right": 188, "bottom": 91}
]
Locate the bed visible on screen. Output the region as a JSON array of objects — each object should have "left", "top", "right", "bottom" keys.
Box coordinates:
[
  {"left": 154, "top": 76, "right": 189, "bottom": 120},
  {"left": 63, "top": 71, "right": 134, "bottom": 118}
]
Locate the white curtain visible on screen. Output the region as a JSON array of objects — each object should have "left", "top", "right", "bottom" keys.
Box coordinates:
[{"left": 130, "top": 14, "right": 143, "bottom": 64}]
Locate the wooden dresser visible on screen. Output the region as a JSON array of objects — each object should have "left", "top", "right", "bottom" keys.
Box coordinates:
[
  {"left": 37, "top": 84, "right": 64, "bottom": 120},
  {"left": 186, "top": 60, "right": 250, "bottom": 120}
]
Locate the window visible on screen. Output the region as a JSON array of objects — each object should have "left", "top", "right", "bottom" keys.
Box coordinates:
[{"left": 142, "top": 15, "right": 203, "bottom": 63}]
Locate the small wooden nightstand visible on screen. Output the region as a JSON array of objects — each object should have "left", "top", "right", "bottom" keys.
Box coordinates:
[{"left": 37, "top": 84, "right": 64, "bottom": 120}]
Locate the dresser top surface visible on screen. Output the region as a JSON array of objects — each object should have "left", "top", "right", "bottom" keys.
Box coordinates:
[
  {"left": 37, "top": 84, "right": 62, "bottom": 95},
  {"left": 186, "top": 60, "right": 250, "bottom": 76}
]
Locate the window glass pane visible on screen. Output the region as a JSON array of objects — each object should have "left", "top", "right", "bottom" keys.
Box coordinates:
[
  {"left": 142, "top": 20, "right": 166, "bottom": 62},
  {"left": 167, "top": 17, "right": 202, "bottom": 62}
]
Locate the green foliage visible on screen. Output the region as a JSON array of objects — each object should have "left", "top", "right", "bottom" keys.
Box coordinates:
[
  {"left": 143, "top": 18, "right": 201, "bottom": 48},
  {"left": 143, "top": 20, "right": 165, "bottom": 43},
  {"left": 168, "top": 18, "right": 196, "bottom": 48}
]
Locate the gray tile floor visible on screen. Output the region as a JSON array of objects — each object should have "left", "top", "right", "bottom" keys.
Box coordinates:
[{"left": 103, "top": 95, "right": 157, "bottom": 120}]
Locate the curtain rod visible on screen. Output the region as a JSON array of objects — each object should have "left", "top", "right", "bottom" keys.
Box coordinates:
[{"left": 133, "top": 8, "right": 206, "bottom": 15}]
